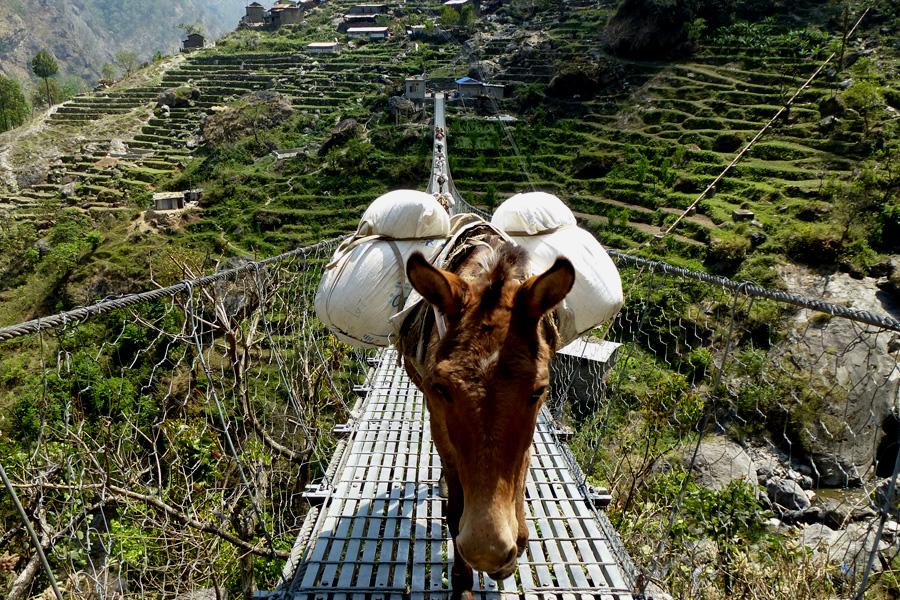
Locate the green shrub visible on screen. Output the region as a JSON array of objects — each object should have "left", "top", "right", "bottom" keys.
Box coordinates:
[
  {"left": 783, "top": 223, "right": 842, "bottom": 265},
  {"left": 706, "top": 233, "right": 750, "bottom": 274}
]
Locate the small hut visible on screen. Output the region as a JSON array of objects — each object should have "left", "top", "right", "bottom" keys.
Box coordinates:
[
  {"left": 182, "top": 33, "right": 206, "bottom": 52},
  {"left": 152, "top": 192, "right": 185, "bottom": 211}
]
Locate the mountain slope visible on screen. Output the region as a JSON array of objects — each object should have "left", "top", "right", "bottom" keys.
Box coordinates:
[{"left": 0, "top": 0, "right": 245, "bottom": 86}]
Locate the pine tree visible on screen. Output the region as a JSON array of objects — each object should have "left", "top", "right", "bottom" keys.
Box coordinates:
[
  {"left": 31, "top": 50, "right": 59, "bottom": 108},
  {"left": 0, "top": 76, "right": 29, "bottom": 132}
]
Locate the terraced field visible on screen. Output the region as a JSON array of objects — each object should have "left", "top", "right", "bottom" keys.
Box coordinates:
[
  {"left": 0, "top": 0, "right": 895, "bottom": 277},
  {"left": 446, "top": 6, "right": 898, "bottom": 269}
]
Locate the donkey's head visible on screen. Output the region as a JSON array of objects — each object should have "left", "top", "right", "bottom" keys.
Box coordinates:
[{"left": 406, "top": 244, "right": 574, "bottom": 579}]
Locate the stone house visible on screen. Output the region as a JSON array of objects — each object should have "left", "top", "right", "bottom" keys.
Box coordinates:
[
  {"left": 152, "top": 192, "right": 185, "bottom": 211},
  {"left": 455, "top": 76, "right": 504, "bottom": 99},
  {"left": 245, "top": 2, "right": 266, "bottom": 23},
  {"left": 182, "top": 33, "right": 206, "bottom": 52},
  {"left": 269, "top": 2, "right": 304, "bottom": 26},
  {"left": 348, "top": 3, "right": 387, "bottom": 15},
  {"left": 405, "top": 76, "right": 427, "bottom": 101}
]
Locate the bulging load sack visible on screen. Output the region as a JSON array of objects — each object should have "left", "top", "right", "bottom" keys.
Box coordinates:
[
  {"left": 315, "top": 190, "right": 450, "bottom": 348},
  {"left": 492, "top": 192, "right": 623, "bottom": 343}
]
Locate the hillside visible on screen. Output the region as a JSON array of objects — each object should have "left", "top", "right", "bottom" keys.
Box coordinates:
[
  {"left": 0, "top": 1, "right": 900, "bottom": 598},
  {"left": 0, "top": 0, "right": 245, "bottom": 86}
]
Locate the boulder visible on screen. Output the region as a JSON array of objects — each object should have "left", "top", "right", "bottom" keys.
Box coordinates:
[
  {"left": 604, "top": 0, "right": 692, "bottom": 59},
  {"left": 388, "top": 96, "right": 416, "bottom": 114},
  {"left": 677, "top": 438, "right": 757, "bottom": 491},
  {"left": 318, "top": 118, "right": 358, "bottom": 157},
  {"left": 109, "top": 139, "right": 128, "bottom": 155},
  {"left": 547, "top": 60, "right": 623, "bottom": 99},
  {"left": 767, "top": 478, "right": 810, "bottom": 511},
  {"left": 818, "top": 115, "right": 839, "bottom": 132},
  {"left": 202, "top": 91, "right": 294, "bottom": 148},
  {"left": 818, "top": 496, "right": 877, "bottom": 529},
  {"left": 799, "top": 520, "right": 889, "bottom": 579},
  {"left": 829, "top": 523, "right": 889, "bottom": 577},
  {"left": 801, "top": 522, "right": 840, "bottom": 550},
  {"left": 819, "top": 95, "right": 846, "bottom": 118},
  {"left": 714, "top": 132, "right": 744, "bottom": 153},
  {"left": 775, "top": 265, "right": 900, "bottom": 486},
  {"left": 157, "top": 87, "right": 201, "bottom": 108},
  {"left": 749, "top": 231, "right": 767, "bottom": 248},
  {"left": 876, "top": 256, "right": 900, "bottom": 301}
]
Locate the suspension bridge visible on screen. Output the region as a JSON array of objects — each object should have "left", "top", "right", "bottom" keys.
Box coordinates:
[
  {"left": 2, "top": 88, "right": 900, "bottom": 600},
  {"left": 269, "top": 93, "right": 638, "bottom": 599}
]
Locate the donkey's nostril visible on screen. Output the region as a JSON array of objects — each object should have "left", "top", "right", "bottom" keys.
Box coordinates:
[{"left": 505, "top": 547, "right": 517, "bottom": 565}]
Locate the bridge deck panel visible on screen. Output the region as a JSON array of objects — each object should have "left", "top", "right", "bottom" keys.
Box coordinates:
[{"left": 282, "top": 349, "right": 634, "bottom": 600}]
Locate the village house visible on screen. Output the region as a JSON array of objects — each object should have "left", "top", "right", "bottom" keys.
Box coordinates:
[
  {"left": 406, "top": 24, "right": 426, "bottom": 38},
  {"left": 152, "top": 192, "right": 185, "bottom": 211},
  {"left": 269, "top": 2, "right": 304, "bottom": 26},
  {"left": 346, "top": 26, "right": 390, "bottom": 40},
  {"left": 405, "top": 76, "right": 427, "bottom": 101},
  {"left": 181, "top": 33, "right": 206, "bottom": 52},
  {"left": 152, "top": 190, "right": 202, "bottom": 211},
  {"left": 308, "top": 41, "right": 341, "bottom": 54},
  {"left": 348, "top": 3, "right": 387, "bottom": 16},
  {"left": 339, "top": 15, "right": 379, "bottom": 32},
  {"left": 455, "top": 76, "right": 504, "bottom": 99},
  {"left": 245, "top": 2, "right": 266, "bottom": 23}
]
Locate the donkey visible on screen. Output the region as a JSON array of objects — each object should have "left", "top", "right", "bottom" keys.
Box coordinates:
[{"left": 400, "top": 236, "right": 575, "bottom": 600}]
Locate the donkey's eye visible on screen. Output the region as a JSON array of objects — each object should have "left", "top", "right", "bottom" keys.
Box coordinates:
[
  {"left": 432, "top": 383, "right": 451, "bottom": 402},
  {"left": 529, "top": 386, "right": 547, "bottom": 404}
]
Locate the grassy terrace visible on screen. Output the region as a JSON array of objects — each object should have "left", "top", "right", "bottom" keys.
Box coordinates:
[{"left": 0, "top": 0, "right": 897, "bottom": 320}]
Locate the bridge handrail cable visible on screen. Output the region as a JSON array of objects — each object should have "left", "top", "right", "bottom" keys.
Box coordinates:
[{"left": 1, "top": 241, "right": 897, "bottom": 342}]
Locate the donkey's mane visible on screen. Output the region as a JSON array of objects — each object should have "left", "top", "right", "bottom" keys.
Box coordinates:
[{"left": 471, "top": 242, "right": 529, "bottom": 314}]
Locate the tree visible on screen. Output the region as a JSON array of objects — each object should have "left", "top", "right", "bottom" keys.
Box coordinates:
[
  {"left": 439, "top": 5, "right": 459, "bottom": 27},
  {"left": 29, "top": 76, "right": 86, "bottom": 109},
  {"left": 0, "top": 76, "right": 29, "bottom": 132},
  {"left": 31, "top": 49, "right": 59, "bottom": 108},
  {"left": 178, "top": 22, "right": 205, "bottom": 36},
  {"left": 843, "top": 81, "right": 883, "bottom": 135},
  {"left": 101, "top": 63, "right": 118, "bottom": 81},
  {"left": 115, "top": 51, "right": 140, "bottom": 76},
  {"left": 459, "top": 4, "right": 476, "bottom": 28}
]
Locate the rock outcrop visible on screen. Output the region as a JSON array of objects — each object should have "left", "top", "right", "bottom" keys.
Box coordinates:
[
  {"left": 202, "top": 91, "right": 294, "bottom": 148},
  {"left": 774, "top": 265, "right": 900, "bottom": 486},
  {"left": 318, "top": 118, "right": 359, "bottom": 157}
]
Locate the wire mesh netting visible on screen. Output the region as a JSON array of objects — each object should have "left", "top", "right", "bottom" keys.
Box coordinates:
[
  {"left": 552, "top": 252, "right": 900, "bottom": 599},
  {"left": 1, "top": 233, "right": 899, "bottom": 599},
  {"left": 0, "top": 237, "right": 374, "bottom": 598}
]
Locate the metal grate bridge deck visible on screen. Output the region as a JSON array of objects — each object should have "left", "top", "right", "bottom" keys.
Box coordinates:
[{"left": 274, "top": 348, "right": 637, "bottom": 599}]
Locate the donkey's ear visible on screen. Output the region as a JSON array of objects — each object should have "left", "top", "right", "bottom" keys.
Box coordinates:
[
  {"left": 517, "top": 257, "right": 575, "bottom": 319},
  {"left": 407, "top": 252, "right": 466, "bottom": 318}
]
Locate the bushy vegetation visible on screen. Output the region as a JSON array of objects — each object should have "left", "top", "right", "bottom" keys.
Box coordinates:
[
  {"left": 0, "top": 76, "right": 29, "bottom": 132},
  {"left": 1, "top": 0, "right": 900, "bottom": 596}
]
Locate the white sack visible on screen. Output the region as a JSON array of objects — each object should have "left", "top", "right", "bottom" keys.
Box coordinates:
[
  {"left": 493, "top": 192, "right": 623, "bottom": 343},
  {"left": 316, "top": 238, "right": 444, "bottom": 348},
  {"left": 491, "top": 191, "right": 576, "bottom": 234},
  {"left": 359, "top": 189, "right": 450, "bottom": 238},
  {"left": 512, "top": 227, "right": 623, "bottom": 343}
]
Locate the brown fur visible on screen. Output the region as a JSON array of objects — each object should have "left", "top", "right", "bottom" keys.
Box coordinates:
[{"left": 402, "top": 236, "right": 574, "bottom": 599}]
